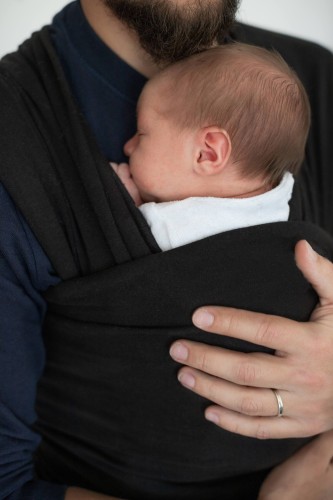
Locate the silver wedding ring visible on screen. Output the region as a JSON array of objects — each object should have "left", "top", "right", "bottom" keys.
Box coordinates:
[{"left": 272, "top": 389, "right": 284, "bottom": 417}]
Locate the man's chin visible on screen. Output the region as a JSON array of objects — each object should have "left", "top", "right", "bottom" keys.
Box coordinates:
[{"left": 103, "top": 0, "right": 240, "bottom": 65}]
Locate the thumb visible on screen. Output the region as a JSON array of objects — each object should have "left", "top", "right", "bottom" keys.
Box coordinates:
[{"left": 295, "top": 240, "right": 333, "bottom": 307}]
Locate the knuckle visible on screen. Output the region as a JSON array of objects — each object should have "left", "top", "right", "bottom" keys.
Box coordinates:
[
  {"left": 222, "top": 308, "right": 243, "bottom": 335},
  {"left": 235, "top": 362, "right": 260, "bottom": 385},
  {"left": 254, "top": 317, "right": 279, "bottom": 346},
  {"left": 198, "top": 350, "right": 210, "bottom": 373},
  {"left": 239, "top": 397, "right": 263, "bottom": 416},
  {"left": 255, "top": 423, "right": 270, "bottom": 440}
]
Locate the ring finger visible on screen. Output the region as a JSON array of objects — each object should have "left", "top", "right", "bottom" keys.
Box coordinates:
[{"left": 177, "top": 366, "right": 289, "bottom": 417}]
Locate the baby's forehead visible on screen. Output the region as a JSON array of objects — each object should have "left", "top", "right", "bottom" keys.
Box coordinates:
[{"left": 137, "top": 76, "right": 171, "bottom": 117}]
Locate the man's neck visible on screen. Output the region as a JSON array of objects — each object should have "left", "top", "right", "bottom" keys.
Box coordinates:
[{"left": 80, "top": 0, "right": 159, "bottom": 78}]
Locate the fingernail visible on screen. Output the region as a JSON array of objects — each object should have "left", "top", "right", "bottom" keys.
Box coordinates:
[
  {"left": 178, "top": 372, "right": 196, "bottom": 388},
  {"left": 170, "top": 342, "right": 189, "bottom": 361},
  {"left": 205, "top": 411, "right": 219, "bottom": 425},
  {"left": 192, "top": 309, "right": 214, "bottom": 329},
  {"left": 305, "top": 241, "right": 317, "bottom": 262}
]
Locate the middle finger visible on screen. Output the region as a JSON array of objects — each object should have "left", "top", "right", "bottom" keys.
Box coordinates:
[
  {"left": 177, "top": 367, "right": 291, "bottom": 417},
  {"left": 169, "top": 340, "right": 291, "bottom": 389}
]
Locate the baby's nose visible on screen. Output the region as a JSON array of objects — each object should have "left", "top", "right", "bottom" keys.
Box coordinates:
[{"left": 124, "top": 134, "right": 138, "bottom": 156}]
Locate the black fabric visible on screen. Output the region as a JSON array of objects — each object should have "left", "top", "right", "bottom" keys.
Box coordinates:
[
  {"left": 0, "top": 23, "right": 333, "bottom": 500},
  {"left": 36, "top": 221, "right": 333, "bottom": 500},
  {"left": 0, "top": 28, "right": 159, "bottom": 281}
]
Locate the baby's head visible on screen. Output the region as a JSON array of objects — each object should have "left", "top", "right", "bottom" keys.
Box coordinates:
[{"left": 125, "top": 42, "right": 310, "bottom": 202}]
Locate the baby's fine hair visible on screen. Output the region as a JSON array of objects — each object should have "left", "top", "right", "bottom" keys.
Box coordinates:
[{"left": 153, "top": 42, "right": 311, "bottom": 186}]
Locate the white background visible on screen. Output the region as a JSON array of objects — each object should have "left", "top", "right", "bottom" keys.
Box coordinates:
[{"left": 0, "top": 0, "right": 332, "bottom": 58}]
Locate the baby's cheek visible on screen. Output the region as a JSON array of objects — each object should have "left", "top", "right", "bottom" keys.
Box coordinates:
[{"left": 137, "top": 173, "right": 161, "bottom": 199}]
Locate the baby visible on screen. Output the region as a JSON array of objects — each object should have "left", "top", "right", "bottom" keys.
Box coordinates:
[{"left": 112, "top": 42, "right": 310, "bottom": 251}]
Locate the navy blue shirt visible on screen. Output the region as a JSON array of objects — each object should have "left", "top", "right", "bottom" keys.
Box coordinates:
[{"left": 0, "top": 1, "right": 146, "bottom": 498}]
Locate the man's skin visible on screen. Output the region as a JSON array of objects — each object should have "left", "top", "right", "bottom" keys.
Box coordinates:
[{"left": 60, "top": 1, "right": 333, "bottom": 498}]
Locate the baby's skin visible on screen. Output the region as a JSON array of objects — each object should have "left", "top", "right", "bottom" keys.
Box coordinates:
[{"left": 110, "top": 162, "right": 143, "bottom": 206}]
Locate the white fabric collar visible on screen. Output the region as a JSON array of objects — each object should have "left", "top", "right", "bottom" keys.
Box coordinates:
[{"left": 139, "top": 172, "right": 294, "bottom": 251}]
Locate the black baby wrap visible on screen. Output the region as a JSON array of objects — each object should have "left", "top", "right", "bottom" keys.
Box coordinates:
[{"left": 38, "top": 220, "right": 333, "bottom": 500}]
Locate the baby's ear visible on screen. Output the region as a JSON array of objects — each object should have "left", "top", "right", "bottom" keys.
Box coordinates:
[{"left": 194, "top": 126, "right": 232, "bottom": 176}]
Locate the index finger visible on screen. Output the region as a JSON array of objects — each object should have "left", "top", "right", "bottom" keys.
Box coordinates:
[{"left": 192, "top": 306, "right": 307, "bottom": 353}]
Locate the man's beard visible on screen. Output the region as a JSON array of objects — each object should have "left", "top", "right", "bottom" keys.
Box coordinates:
[{"left": 103, "top": 0, "right": 240, "bottom": 66}]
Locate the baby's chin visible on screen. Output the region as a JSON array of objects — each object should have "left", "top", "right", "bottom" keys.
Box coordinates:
[
  {"left": 141, "top": 192, "right": 158, "bottom": 203},
  {"left": 136, "top": 185, "right": 160, "bottom": 204}
]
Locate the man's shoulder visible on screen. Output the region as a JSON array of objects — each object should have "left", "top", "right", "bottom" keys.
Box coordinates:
[
  {"left": 233, "top": 22, "right": 331, "bottom": 54},
  {"left": 232, "top": 23, "right": 332, "bottom": 74}
]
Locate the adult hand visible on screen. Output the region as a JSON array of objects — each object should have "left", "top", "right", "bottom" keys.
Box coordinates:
[
  {"left": 258, "top": 429, "right": 333, "bottom": 500},
  {"left": 169, "top": 240, "right": 333, "bottom": 439}
]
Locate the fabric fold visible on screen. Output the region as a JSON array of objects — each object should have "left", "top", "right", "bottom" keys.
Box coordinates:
[{"left": 0, "top": 28, "right": 159, "bottom": 280}]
